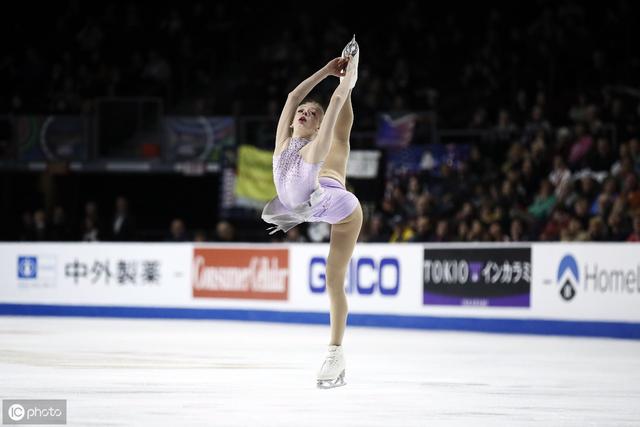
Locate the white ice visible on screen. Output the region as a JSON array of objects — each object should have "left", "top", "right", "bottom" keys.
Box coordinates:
[{"left": 1, "top": 316, "right": 639, "bottom": 426}]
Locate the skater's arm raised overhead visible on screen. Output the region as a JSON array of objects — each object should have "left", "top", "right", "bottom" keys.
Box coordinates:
[
  {"left": 300, "top": 57, "right": 356, "bottom": 163},
  {"left": 275, "top": 57, "right": 348, "bottom": 147}
]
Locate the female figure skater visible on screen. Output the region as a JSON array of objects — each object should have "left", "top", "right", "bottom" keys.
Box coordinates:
[{"left": 262, "top": 38, "right": 362, "bottom": 389}]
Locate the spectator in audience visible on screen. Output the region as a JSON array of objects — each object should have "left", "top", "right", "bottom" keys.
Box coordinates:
[
  {"left": 364, "top": 214, "right": 390, "bottom": 242},
  {"left": 568, "top": 123, "right": 593, "bottom": 168},
  {"left": 622, "top": 173, "right": 640, "bottom": 215},
  {"left": 626, "top": 216, "right": 640, "bottom": 242},
  {"left": 166, "top": 218, "right": 189, "bottom": 241},
  {"left": 573, "top": 197, "right": 591, "bottom": 230},
  {"left": 431, "top": 219, "right": 449, "bottom": 242},
  {"left": 111, "top": 196, "right": 136, "bottom": 241},
  {"left": 453, "top": 221, "right": 468, "bottom": 242},
  {"left": 32, "top": 209, "right": 48, "bottom": 241},
  {"left": 19, "top": 211, "right": 34, "bottom": 241},
  {"left": 607, "top": 212, "right": 628, "bottom": 241},
  {"left": 215, "top": 220, "right": 235, "bottom": 242},
  {"left": 49, "top": 206, "right": 70, "bottom": 241},
  {"left": 539, "top": 207, "right": 570, "bottom": 241},
  {"left": 509, "top": 218, "right": 530, "bottom": 241},
  {"left": 409, "top": 215, "right": 432, "bottom": 242},
  {"left": 493, "top": 109, "right": 518, "bottom": 144},
  {"left": 467, "top": 219, "right": 486, "bottom": 241},
  {"left": 587, "top": 216, "right": 608, "bottom": 241},
  {"left": 611, "top": 142, "right": 633, "bottom": 178},
  {"left": 574, "top": 175, "right": 599, "bottom": 206},
  {"left": 405, "top": 176, "right": 422, "bottom": 205},
  {"left": 389, "top": 215, "right": 414, "bottom": 243},
  {"left": 81, "top": 217, "right": 100, "bottom": 242},
  {"left": 284, "top": 226, "right": 307, "bottom": 243},
  {"left": 587, "top": 138, "right": 615, "bottom": 172},
  {"left": 528, "top": 180, "right": 556, "bottom": 221},
  {"left": 454, "top": 202, "right": 475, "bottom": 225},
  {"left": 549, "top": 155, "right": 572, "bottom": 200},
  {"left": 193, "top": 229, "right": 208, "bottom": 242},
  {"left": 560, "top": 217, "right": 587, "bottom": 241},
  {"left": 523, "top": 105, "right": 551, "bottom": 143},
  {"left": 520, "top": 157, "right": 540, "bottom": 198},
  {"left": 488, "top": 222, "right": 508, "bottom": 242},
  {"left": 82, "top": 201, "right": 102, "bottom": 239},
  {"left": 591, "top": 177, "right": 617, "bottom": 216}
]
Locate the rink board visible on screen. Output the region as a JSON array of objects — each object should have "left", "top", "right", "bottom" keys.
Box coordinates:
[{"left": 1, "top": 242, "right": 639, "bottom": 339}]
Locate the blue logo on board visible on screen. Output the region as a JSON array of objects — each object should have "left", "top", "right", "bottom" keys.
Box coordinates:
[
  {"left": 18, "top": 256, "right": 38, "bottom": 279},
  {"left": 557, "top": 254, "right": 578, "bottom": 301},
  {"left": 309, "top": 256, "right": 400, "bottom": 296}
]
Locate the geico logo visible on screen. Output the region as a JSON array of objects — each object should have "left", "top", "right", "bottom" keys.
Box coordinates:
[
  {"left": 424, "top": 259, "right": 469, "bottom": 284},
  {"left": 309, "top": 256, "right": 400, "bottom": 295}
]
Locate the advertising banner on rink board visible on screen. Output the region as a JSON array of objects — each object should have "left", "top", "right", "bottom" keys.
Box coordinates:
[
  {"left": 423, "top": 246, "right": 531, "bottom": 307},
  {"left": 192, "top": 247, "right": 288, "bottom": 300},
  {"left": 288, "top": 243, "right": 423, "bottom": 313},
  {"left": 532, "top": 244, "right": 640, "bottom": 322},
  {"left": 0, "top": 243, "right": 191, "bottom": 305}
]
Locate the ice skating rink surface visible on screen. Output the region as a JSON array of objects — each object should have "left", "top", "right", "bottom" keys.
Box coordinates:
[{"left": 1, "top": 316, "right": 639, "bottom": 426}]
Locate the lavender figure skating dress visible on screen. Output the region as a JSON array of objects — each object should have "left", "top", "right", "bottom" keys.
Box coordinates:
[{"left": 261, "top": 136, "right": 359, "bottom": 234}]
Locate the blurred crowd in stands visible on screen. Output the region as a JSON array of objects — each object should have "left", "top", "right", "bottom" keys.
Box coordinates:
[
  {"left": 358, "top": 134, "right": 640, "bottom": 243},
  {"left": 4, "top": 2, "right": 639, "bottom": 128},
  {"left": 18, "top": 196, "right": 238, "bottom": 243},
  {"left": 5, "top": 1, "right": 640, "bottom": 242}
]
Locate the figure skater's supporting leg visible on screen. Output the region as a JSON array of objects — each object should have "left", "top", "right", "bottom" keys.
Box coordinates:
[
  {"left": 319, "top": 90, "right": 353, "bottom": 186},
  {"left": 317, "top": 204, "right": 363, "bottom": 389},
  {"left": 326, "top": 202, "right": 362, "bottom": 345}
]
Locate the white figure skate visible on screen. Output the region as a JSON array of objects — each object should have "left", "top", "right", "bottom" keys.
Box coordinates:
[
  {"left": 340, "top": 35, "right": 359, "bottom": 89},
  {"left": 317, "top": 345, "right": 346, "bottom": 389}
]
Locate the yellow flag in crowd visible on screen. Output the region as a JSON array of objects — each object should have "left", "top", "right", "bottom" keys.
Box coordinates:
[{"left": 235, "top": 145, "right": 276, "bottom": 205}]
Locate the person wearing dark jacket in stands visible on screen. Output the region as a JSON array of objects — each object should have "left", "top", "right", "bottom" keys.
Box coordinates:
[{"left": 111, "top": 196, "right": 136, "bottom": 241}]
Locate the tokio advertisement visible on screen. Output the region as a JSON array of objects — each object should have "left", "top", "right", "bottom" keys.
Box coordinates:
[
  {"left": 192, "top": 247, "right": 288, "bottom": 300},
  {"left": 0, "top": 243, "right": 191, "bottom": 306},
  {"left": 532, "top": 244, "right": 640, "bottom": 322},
  {"left": 423, "top": 246, "right": 532, "bottom": 308}
]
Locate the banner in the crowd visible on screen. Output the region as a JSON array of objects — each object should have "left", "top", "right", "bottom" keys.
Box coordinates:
[
  {"left": 386, "top": 144, "right": 470, "bottom": 177},
  {"left": 234, "top": 145, "right": 277, "bottom": 209},
  {"left": 386, "top": 145, "right": 425, "bottom": 175},
  {"left": 375, "top": 113, "right": 417, "bottom": 148},
  {"left": 532, "top": 244, "right": 640, "bottom": 322},
  {"left": 192, "top": 247, "right": 288, "bottom": 300},
  {"left": 423, "top": 247, "right": 531, "bottom": 307},
  {"left": 346, "top": 150, "right": 381, "bottom": 179},
  {"left": 419, "top": 143, "right": 470, "bottom": 174},
  {"left": 0, "top": 244, "right": 191, "bottom": 305},
  {"left": 165, "top": 116, "right": 235, "bottom": 163},
  {"left": 16, "top": 115, "right": 87, "bottom": 161}
]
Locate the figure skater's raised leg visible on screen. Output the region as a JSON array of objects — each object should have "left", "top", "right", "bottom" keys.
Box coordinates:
[{"left": 318, "top": 90, "right": 353, "bottom": 186}]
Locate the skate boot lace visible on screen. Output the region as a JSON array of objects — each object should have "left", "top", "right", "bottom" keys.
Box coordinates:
[{"left": 323, "top": 351, "right": 340, "bottom": 370}]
